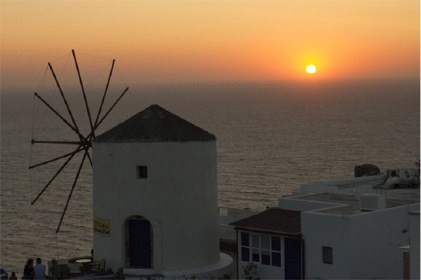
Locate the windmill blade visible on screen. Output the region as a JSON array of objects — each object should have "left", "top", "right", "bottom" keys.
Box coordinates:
[
  {"left": 31, "top": 147, "right": 80, "bottom": 205},
  {"left": 83, "top": 86, "right": 129, "bottom": 143},
  {"left": 31, "top": 140, "right": 81, "bottom": 145},
  {"left": 48, "top": 62, "right": 84, "bottom": 137},
  {"left": 86, "top": 150, "right": 93, "bottom": 167},
  {"left": 92, "top": 87, "right": 129, "bottom": 133},
  {"left": 29, "top": 145, "right": 85, "bottom": 169},
  {"left": 30, "top": 50, "right": 129, "bottom": 234},
  {"left": 34, "top": 92, "right": 89, "bottom": 145},
  {"left": 72, "top": 49, "right": 95, "bottom": 135},
  {"left": 56, "top": 150, "right": 88, "bottom": 233},
  {"left": 94, "top": 59, "right": 116, "bottom": 131}
]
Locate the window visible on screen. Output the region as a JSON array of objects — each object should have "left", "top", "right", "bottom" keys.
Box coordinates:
[
  {"left": 137, "top": 166, "right": 148, "bottom": 179},
  {"left": 241, "top": 232, "right": 250, "bottom": 262},
  {"left": 271, "top": 236, "right": 281, "bottom": 267},
  {"left": 251, "top": 234, "right": 260, "bottom": 262},
  {"left": 240, "top": 231, "right": 282, "bottom": 267},
  {"left": 323, "top": 246, "right": 333, "bottom": 264},
  {"left": 261, "top": 235, "right": 270, "bottom": 265}
]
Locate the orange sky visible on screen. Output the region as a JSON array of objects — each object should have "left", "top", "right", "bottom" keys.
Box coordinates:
[{"left": 1, "top": 0, "right": 419, "bottom": 87}]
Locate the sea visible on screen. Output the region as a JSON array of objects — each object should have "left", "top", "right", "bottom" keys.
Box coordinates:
[{"left": 1, "top": 79, "right": 420, "bottom": 276}]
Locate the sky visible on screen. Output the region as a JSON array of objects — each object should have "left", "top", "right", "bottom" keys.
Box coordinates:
[{"left": 1, "top": 0, "right": 420, "bottom": 88}]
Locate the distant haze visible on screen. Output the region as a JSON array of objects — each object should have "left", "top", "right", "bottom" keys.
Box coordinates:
[{"left": 1, "top": 0, "right": 419, "bottom": 89}]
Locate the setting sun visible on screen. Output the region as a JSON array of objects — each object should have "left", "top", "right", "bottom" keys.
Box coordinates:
[
  {"left": 306, "top": 64, "right": 317, "bottom": 74},
  {"left": 1, "top": 0, "right": 419, "bottom": 84}
]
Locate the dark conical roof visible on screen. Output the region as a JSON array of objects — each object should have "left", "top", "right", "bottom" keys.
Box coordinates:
[{"left": 94, "top": 104, "right": 216, "bottom": 143}]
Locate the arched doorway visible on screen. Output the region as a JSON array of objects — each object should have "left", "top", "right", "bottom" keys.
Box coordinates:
[{"left": 125, "top": 216, "right": 153, "bottom": 268}]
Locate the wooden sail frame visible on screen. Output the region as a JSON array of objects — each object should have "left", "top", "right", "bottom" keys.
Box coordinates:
[{"left": 30, "top": 49, "right": 129, "bottom": 233}]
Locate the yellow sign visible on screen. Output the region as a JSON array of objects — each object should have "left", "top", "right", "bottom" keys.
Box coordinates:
[{"left": 93, "top": 216, "right": 110, "bottom": 236}]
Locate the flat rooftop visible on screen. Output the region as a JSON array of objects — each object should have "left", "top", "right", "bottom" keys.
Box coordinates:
[{"left": 289, "top": 190, "right": 420, "bottom": 215}]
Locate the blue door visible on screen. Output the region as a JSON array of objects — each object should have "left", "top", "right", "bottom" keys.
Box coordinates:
[
  {"left": 128, "top": 219, "right": 152, "bottom": 268},
  {"left": 284, "top": 238, "right": 302, "bottom": 279}
]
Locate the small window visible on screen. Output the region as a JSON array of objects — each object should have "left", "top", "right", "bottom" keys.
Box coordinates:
[
  {"left": 252, "top": 234, "right": 259, "bottom": 248},
  {"left": 252, "top": 249, "right": 260, "bottom": 262},
  {"left": 241, "top": 232, "right": 250, "bottom": 262},
  {"left": 261, "top": 235, "right": 270, "bottom": 250},
  {"left": 261, "top": 250, "right": 271, "bottom": 265},
  {"left": 251, "top": 234, "right": 260, "bottom": 262},
  {"left": 271, "top": 236, "right": 281, "bottom": 267},
  {"left": 272, "top": 252, "right": 281, "bottom": 267},
  {"left": 137, "top": 166, "right": 148, "bottom": 179},
  {"left": 241, "top": 232, "right": 250, "bottom": 247},
  {"left": 271, "top": 236, "right": 281, "bottom": 251},
  {"left": 241, "top": 247, "right": 250, "bottom": 262},
  {"left": 323, "top": 246, "right": 333, "bottom": 264}
]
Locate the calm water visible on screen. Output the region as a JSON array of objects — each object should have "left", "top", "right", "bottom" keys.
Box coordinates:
[{"left": 1, "top": 79, "right": 420, "bottom": 275}]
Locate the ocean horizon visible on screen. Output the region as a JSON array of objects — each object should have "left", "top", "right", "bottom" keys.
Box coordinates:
[{"left": 1, "top": 79, "right": 420, "bottom": 276}]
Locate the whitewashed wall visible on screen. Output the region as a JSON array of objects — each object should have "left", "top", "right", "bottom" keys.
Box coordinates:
[
  {"left": 301, "top": 212, "right": 352, "bottom": 279},
  {"left": 409, "top": 205, "right": 420, "bottom": 280},
  {"left": 302, "top": 206, "right": 411, "bottom": 279},
  {"left": 92, "top": 141, "right": 220, "bottom": 273}
]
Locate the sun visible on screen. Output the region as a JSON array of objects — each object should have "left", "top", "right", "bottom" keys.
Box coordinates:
[{"left": 306, "top": 64, "right": 317, "bottom": 74}]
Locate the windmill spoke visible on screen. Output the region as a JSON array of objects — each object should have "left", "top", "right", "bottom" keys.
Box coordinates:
[
  {"left": 34, "top": 92, "right": 88, "bottom": 143},
  {"left": 56, "top": 150, "right": 88, "bottom": 233},
  {"left": 48, "top": 60, "right": 91, "bottom": 154},
  {"left": 72, "top": 49, "right": 95, "bottom": 135},
  {"left": 86, "top": 150, "right": 93, "bottom": 167},
  {"left": 31, "top": 149, "right": 79, "bottom": 205},
  {"left": 94, "top": 59, "right": 115, "bottom": 132},
  {"left": 92, "top": 87, "right": 129, "bottom": 134},
  {"left": 31, "top": 140, "right": 82, "bottom": 145},
  {"left": 31, "top": 50, "right": 128, "bottom": 233},
  {"left": 29, "top": 145, "right": 84, "bottom": 169},
  {"left": 48, "top": 62, "right": 84, "bottom": 136}
]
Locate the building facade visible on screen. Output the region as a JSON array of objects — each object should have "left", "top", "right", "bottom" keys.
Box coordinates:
[
  {"left": 92, "top": 104, "right": 231, "bottom": 278},
  {"left": 231, "top": 208, "right": 303, "bottom": 279},
  {"left": 231, "top": 182, "right": 419, "bottom": 279}
]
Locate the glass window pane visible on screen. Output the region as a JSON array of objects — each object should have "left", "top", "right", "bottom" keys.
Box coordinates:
[
  {"left": 261, "top": 235, "right": 270, "bottom": 250},
  {"left": 272, "top": 252, "right": 281, "bottom": 267},
  {"left": 323, "top": 247, "right": 333, "bottom": 264},
  {"left": 136, "top": 166, "right": 148, "bottom": 179},
  {"left": 252, "top": 249, "right": 260, "bottom": 262},
  {"left": 252, "top": 234, "right": 259, "bottom": 248},
  {"left": 262, "top": 250, "right": 270, "bottom": 265},
  {"left": 272, "top": 236, "right": 281, "bottom": 251},
  {"left": 241, "top": 247, "right": 250, "bottom": 262},
  {"left": 241, "top": 232, "right": 250, "bottom": 247}
]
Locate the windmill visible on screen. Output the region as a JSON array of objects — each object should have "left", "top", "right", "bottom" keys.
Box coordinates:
[{"left": 30, "top": 49, "right": 129, "bottom": 233}]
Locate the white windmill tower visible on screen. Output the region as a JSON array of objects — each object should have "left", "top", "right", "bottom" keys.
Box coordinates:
[{"left": 92, "top": 104, "right": 232, "bottom": 278}]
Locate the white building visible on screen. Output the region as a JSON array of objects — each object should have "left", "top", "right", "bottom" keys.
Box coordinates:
[
  {"left": 408, "top": 206, "right": 420, "bottom": 280},
  {"left": 231, "top": 208, "right": 303, "bottom": 279},
  {"left": 231, "top": 174, "right": 420, "bottom": 279},
  {"left": 92, "top": 104, "right": 232, "bottom": 279}
]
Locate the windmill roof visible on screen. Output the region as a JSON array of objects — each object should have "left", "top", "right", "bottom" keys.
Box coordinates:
[
  {"left": 230, "top": 208, "right": 302, "bottom": 236},
  {"left": 94, "top": 104, "right": 216, "bottom": 143}
]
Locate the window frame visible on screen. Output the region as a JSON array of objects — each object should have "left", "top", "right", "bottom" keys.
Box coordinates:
[
  {"left": 136, "top": 166, "right": 148, "bottom": 179},
  {"left": 240, "top": 231, "right": 282, "bottom": 268},
  {"left": 322, "top": 246, "right": 333, "bottom": 264},
  {"left": 240, "top": 232, "right": 250, "bottom": 262}
]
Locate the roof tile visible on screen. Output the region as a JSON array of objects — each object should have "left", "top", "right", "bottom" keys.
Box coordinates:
[{"left": 230, "top": 208, "right": 301, "bottom": 236}]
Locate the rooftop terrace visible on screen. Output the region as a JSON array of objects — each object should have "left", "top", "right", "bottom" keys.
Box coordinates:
[{"left": 288, "top": 189, "right": 420, "bottom": 215}]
